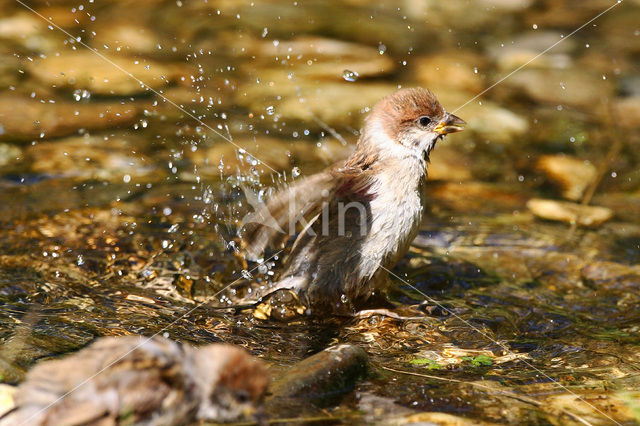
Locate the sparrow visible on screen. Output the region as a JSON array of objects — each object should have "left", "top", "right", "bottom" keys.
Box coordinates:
[
  {"left": 241, "top": 87, "right": 465, "bottom": 313},
  {"left": 1, "top": 335, "right": 268, "bottom": 425}
]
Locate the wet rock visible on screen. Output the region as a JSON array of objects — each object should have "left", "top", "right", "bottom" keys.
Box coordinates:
[
  {"left": 526, "top": 198, "right": 613, "bottom": 227},
  {"left": 614, "top": 96, "right": 640, "bottom": 129},
  {"left": 429, "top": 182, "right": 527, "bottom": 214},
  {"left": 267, "top": 344, "right": 368, "bottom": 409},
  {"left": 462, "top": 101, "right": 529, "bottom": 143},
  {"left": 477, "top": 0, "right": 533, "bottom": 11},
  {"left": 581, "top": 261, "right": 640, "bottom": 291},
  {"left": 0, "top": 95, "right": 140, "bottom": 141},
  {"left": 26, "top": 51, "right": 175, "bottom": 96},
  {"left": 236, "top": 74, "right": 396, "bottom": 128},
  {"left": 535, "top": 154, "right": 597, "bottom": 201},
  {"left": 91, "top": 24, "right": 160, "bottom": 56},
  {"left": 26, "top": 135, "right": 154, "bottom": 180},
  {"left": 396, "top": 411, "right": 482, "bottom": 425},
  {"left": 490, "top": 31, "right": 574, "bottom": 71},
  {"left": 234, "top": 35, "right": 395, "bottom": 80},
  {"left": 195, "top": 136, "right": 353, "bottom": 176},
  {"left": 0, "top": 12, "right": 63, "bottom": 52},
  {"left": 412, "top": 52, "right": 486, "bottom": 93},
  {"left": 0, "top": 143, "right": 22, "bottom": 167},
  {"left": 0, "top": 14, "right": 43, "bottom": 39},
  {"left": 505, "top": 69, "right": 614, "bottom": 108}
]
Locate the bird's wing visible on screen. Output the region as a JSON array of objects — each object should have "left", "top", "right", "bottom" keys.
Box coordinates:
[
  {"left": 241, "top": 168, "right": 339, "bottom": 261},
  {"left": 8, "top": 336, "right": 194, "bottom": 426}
]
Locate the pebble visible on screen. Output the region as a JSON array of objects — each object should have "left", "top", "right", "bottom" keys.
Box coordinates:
[
  {"left": 26, "top": 51, "right": 175, "bottom": 95},
  {"left": 535, "top": 154, "right": 597, "bottom": 201},
  {"left": 526, "top": 198, "right": 613, "bottom": 227},
  {"left": 0, "top": 95, "right": 139, "bottom": 141}
]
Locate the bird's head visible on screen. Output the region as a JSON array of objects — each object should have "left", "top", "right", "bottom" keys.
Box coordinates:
[{"left": 363, "top": 87, "right": 465, "bottom": 162}]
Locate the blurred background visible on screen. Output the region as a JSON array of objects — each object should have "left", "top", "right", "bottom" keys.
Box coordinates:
[{"left": 0, "top": 0, "right": 639, "bottom": 424}]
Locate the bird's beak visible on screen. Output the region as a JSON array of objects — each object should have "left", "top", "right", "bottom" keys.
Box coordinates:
[{"left": 434, "top": 113, "right": 466, "bottom": 135}]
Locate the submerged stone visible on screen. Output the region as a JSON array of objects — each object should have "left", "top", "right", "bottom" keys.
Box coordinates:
[{"left": 526, "top": 198, "right": 613, "bottom": 227}]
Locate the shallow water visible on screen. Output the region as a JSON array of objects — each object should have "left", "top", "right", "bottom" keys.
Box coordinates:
[{"left": 1, "top": 0, "right": 640, "bottom": 424}]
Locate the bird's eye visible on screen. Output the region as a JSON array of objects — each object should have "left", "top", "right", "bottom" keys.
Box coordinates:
[
  {"left": 418, "top": 116, "right": 431, "bottom": 127},
  {"left": 235, "top": 390, "right": 250, "bottom": 403}
]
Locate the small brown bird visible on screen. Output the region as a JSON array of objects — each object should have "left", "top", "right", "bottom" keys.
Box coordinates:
[
  {"left": 242, "top": 87, "right": 465, "bottom": 313},
  {"left": 1, "top": 336, "right": 268, "bottom": 425}
]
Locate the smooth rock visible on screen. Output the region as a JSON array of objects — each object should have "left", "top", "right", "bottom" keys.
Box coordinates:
[
  {"left": 90, "top": 24, "right": 159, "bottom": 56},
  {"left": 234, "top": 35, "right": 395, "bottom": 80},
  {"left": 194, "top": 136, "right": 349, "bottom": 176},
  {"left": 461, "top": 101, "right": 529, "bottom": 143},
  {"left": 0, "top": 95, "right": 139, "bottom": 141},
  {"left": 237, "top": 74, "right": 396, "bottom": 128},
  {"left": 0, "top": 13, "right": 43, "bottom": 38},
  {"left": 477, "top": 0, "right": 532, "bottom": 10},
  {"left": 412, "top": 53, "right": 486, "bottom": 93},
  {"left": 26, "top": 135, "right": 154, "bottom": 180},
  {"left": 26, "top": 51, "right": 175, "bottom": 95},
  {"left": 491, "top": 31, "right": 574, "bottom": 71},
  {"left": 505, "top": 69, "right": 614, "bottom": 107},
  {"left": 535, "top": 154, "right": 597, "bottom": 201},
  {"left": 268, "top": 344, "right": 367, "bottom": 406},
  {"left": 614, "top": 96, "right": 640, "bottom": 129},
  {"left": 526, "top": 198, "right": 613, "bottom": 227},
  {"left": 0, "top": 143, "right": 22, "bottom": 167}
]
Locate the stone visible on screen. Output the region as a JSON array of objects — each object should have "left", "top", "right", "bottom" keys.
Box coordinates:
[
  {"left": 26, "top": 51, "right": 176, "bottom": 95},
  {"left": 0, "top": 143, "right": 22, "bottom": 167},
  {"left": 236, "top": 72, "right": 396, "bottom": 128},
  {"left": 26, "top": 135, "right": 154, "bottom": 180},
  {"left": 233, "top": 35, "right": 395, "bottom": 80},
  {"left": 412, "top": 53, "right": 486, "bottom": 93},
  {"left": 614, "top": 96, "right": 640, "bottom": 129},
  {"left": 0, "top": 13, "right": 43, "bottom": 38},
  {"left": 268, "top": 344, "right": 367, "bottom": 407},
  {"left": 90, "top": 24, "right": 160, "bottom": 56},
  {"left": 535, "top": 154, "right": 597, "bottom": 201},
  {"left": 0, "top": 95, "right": 140, "bottom": 142},
  {"left": 460, "top": 101, "right": 529, "bottom": 143},
  {"left": 490, "top": 31, "right": 574, "bottom": 71},
  {"left": 526, "top": 198, "right": 613, "bottom": 227},
  {"left": 505, "top": 69, "right": 614, "bottom": 108}
]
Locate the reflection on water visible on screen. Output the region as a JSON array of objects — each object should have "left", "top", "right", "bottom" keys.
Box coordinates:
[{"left": 0, "top": 0, "right": 640, "bottom": 423}]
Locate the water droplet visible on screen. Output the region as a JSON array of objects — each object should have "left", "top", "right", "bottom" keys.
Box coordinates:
[
  {"left": 266, "top": 105, "right": 275, "bottom": 115},
  {"left": 378, "top": 43, "right": 387, "bottom": 55},
  {"left": 342, "top": 69, "right": 359, "bottom": 82},
  {"left": 291, "top": 167, "right": 300, "bottom": 178}
]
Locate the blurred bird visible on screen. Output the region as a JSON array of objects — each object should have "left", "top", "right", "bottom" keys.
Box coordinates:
[
  {"left": 242, "top": 87, "right": 465, "bottom": 313},
  {"left": 1, "top": 335, "right": 268, "bottom": 425}
]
